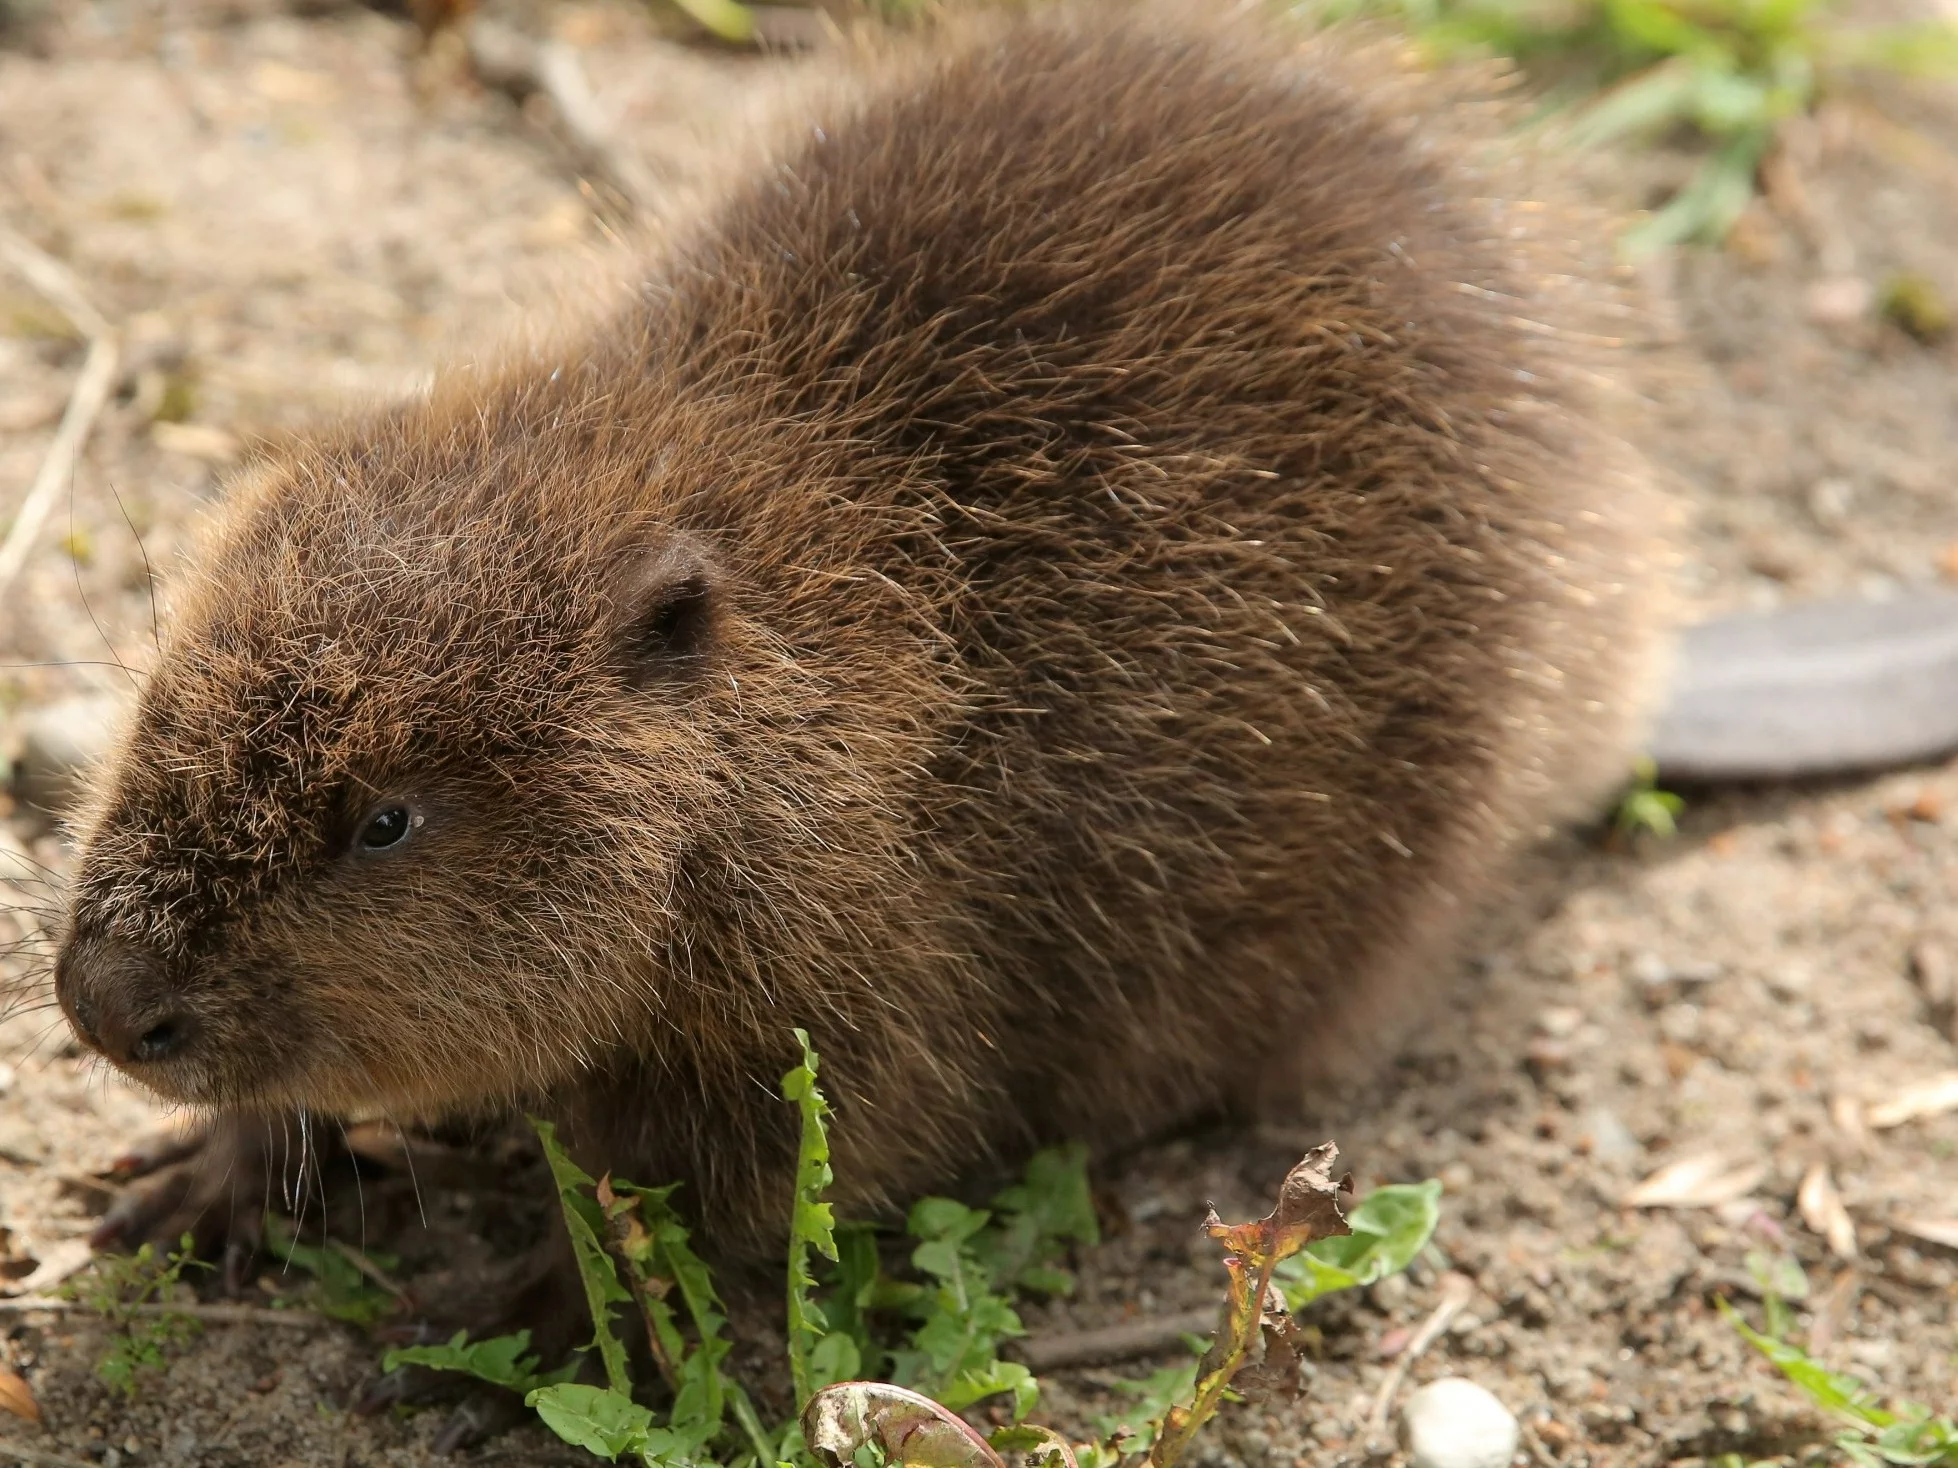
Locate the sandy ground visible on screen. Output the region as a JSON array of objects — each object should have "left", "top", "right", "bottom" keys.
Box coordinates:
[{"left": 1, "top": 2, "right": 1956, "bottom": 1465}]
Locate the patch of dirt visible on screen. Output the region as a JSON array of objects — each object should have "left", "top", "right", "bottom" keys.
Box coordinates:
[{"left": 1, "top": 3, "right": 1955, "bottom": 1465}]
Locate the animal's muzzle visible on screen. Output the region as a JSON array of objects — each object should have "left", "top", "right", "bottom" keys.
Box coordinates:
[{"left": 54, "top": 932, "right": 199, "bottom": 1070}]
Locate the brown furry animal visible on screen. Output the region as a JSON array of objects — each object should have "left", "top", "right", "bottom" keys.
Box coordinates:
[{"left": 55, "top": 2, "right": 1662, "bottom": 1307}]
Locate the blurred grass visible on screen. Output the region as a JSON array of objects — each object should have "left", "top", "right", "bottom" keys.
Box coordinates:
[{"left": 1295, "top": 0, "right": 1958, "bottom": 253}]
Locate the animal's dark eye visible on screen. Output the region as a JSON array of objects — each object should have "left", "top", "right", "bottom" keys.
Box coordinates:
[{"left": 355, "top": 803, "right": 415, "bottom": 853}]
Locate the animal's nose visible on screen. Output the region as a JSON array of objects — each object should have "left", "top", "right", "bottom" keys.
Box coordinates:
[{"left": 54, "top": 935, "right": 197, "bottom": 1068}]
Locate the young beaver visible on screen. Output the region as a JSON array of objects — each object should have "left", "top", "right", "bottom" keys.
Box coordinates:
[{"left": 55, "top": 4, "right": 1663, "bottom": 1299}]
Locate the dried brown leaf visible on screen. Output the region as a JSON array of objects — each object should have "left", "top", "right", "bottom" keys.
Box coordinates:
[
  {"left": 1228, "top": 1285, "right": 1308, "bottom": 1406},
  {"left": 1796, "top": 1163, "right": 1857, "bottom": 1260},
  {"left": 803, "top": 1381, "right": 1002, "bottom": 1468},
  {"left": 1152, "top": 1147, "right": 1350, "bottom": 1468},
  {"left": 1203, "top": 1143, "right": 1351, "bottom": 1267},
  {"left": 1865, "top": 1071, "right": 1958, "bottom": 1129},
  {"left": 1622, "top": 1153, "right": 1765, "bottom": 1209},
  {"left": 0, "top": 1363, "right": 39, "bottom": 1423}
]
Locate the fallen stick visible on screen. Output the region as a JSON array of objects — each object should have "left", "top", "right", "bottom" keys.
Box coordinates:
[
  {"left": 1361, "top": 1271, "right": 1474, "bottom": 1448},
  {"left": 0, "top": 1297, "right": 325, "bottom": 1329},
  {"left": 0, "top": 228, "right": 121, "bottom": 606},
  {"left": 1009, "top": 1305, "right": 1216, "bottom": 1372}
]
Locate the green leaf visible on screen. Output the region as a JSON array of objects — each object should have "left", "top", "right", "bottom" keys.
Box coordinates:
[
  {"left": 934, "top": 1360, "right": 1038, "bottom": 1420},
  {"left": 1830, "top": 20, "right": 1958, "bottom": 76},
  {"left": 1274, "top": 1180, "right": 1440, "bottom": 1310},
  {"left": 1570, "top": 58, "right": 1698, "bottom": 145},
  {"left": 1599, "top": 0, "right": 1717, "bottom": 59},
  {"left": 532, "top": 1118, "right": 635, "bottom": 1396},
  {"left": 1093, "top": 1358, "right": 1202, "bottom": 1453},
  {"left": 974, "top": 1143, "right": 1100, "bottom": 1296},
  {"left": 524, "top": 1383, "right": 656, "bottom": 1461},
  {"left": 382, "top": 1329, "right": 577, "bottom": 1395},
  {"left": 1687, "top": 64, "right": 1774, "bottom": 134},
  {"left": 1619, "top": 127, "right": 1768, "bottom": 256},
  {"left": 821, "top": 1222, "right": 886, "bottom": 1375},
  {"left": 261, "top": 1215, "right": 399, "bottom": 1327},
  {"left": 666, "top": 0, "right": 757, "bottom": 45},
  {"left": 784, "top": 1028, "right": 840, "bottom": 1412},
  {"left": 608, "top": 1179, "right": 736, "bottom": 1436},
  {"left": 1719, "top": 1298, "right": 1894, "bottom": 1427}
]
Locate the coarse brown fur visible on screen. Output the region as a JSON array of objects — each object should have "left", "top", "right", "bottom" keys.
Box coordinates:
[{"left": 54, "top": 2, "right": 1666, "bottom": 1284}]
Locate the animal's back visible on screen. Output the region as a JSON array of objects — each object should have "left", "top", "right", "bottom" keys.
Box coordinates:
[{"left": 613, "top": 5, "right": 1663, "bottom": 1167}]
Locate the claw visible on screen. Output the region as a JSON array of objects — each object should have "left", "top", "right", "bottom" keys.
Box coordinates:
[
  {"left": 108, "top": 1119, "right": 206, "bottom": 1180},
  {"left": 355, "top": 1362, "right": 467, "bottom": 1416},
  {"left": 434, "top": 1393, "right": 529, "bottom": 1455},
  {"left": 221, "top": 1234, "right": 258, "bottom": 1296},
  {"left": 354, "top": 1367, "right": 417, "bottom": 1417}
]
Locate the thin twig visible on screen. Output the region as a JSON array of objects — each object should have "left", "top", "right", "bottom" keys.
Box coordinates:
[
  {"left": 1361, "top": 1272, "right": 1474, "bottom": 1448},
  {"left": 464, "top": 20, "right": 654, "bottom": 212},
  {"left": 1010, "top": 1306, "right": 1216, "bottom": 1372},
  {"left": 0, "top": 1442, "right": 98, "bottom": 1468},
  {"left": 0, "top": 1297, "right": 326, "bottom": 1329},
  {"left": 0, "top": 227, "right": 120, "bottom": 605}
]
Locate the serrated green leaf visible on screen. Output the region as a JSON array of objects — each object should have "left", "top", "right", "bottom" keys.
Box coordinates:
[
  {"left": 382, "top": 1329, "right": 577, "bottom": 1394},
  {"left": 532, "top": 1118, "right": 635, "bottom": 1396},
  {"left": 935, "top": 1360, "right": 1037, "bottom": 1420},
  {"left": 524, "top": 1383, "right": 656, "bottom": 1461},
  {"left": 785, "top": 1027, "right": 839, "bottom": 1412}
]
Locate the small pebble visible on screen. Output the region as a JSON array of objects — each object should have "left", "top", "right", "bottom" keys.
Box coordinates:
[
  {"left": 1534, "top": 1005, "right": 1583, "bottom": 1039},
  {"left": 1401, "top": 1377, "right": 1518, "bottom": 1468},
  {"left": 1804, "top": 275, "right": 1872, "bottom": 325},
  {"left": 1579, "top": 1105, "right": 1640, "bottom": 1164}
]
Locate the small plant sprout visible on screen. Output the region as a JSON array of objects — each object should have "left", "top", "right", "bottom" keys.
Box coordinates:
[
  {"left": 64, "top": 1233, "right": 208, "bottom": 1396},
  {"left": 1616, "top": 755, "right": 1685, "bottom": 840},
  {"left": 1722, "top": 1264, "right": 1958, "bottom": 1465}
]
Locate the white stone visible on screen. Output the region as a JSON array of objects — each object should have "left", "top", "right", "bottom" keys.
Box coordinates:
[
  {"left": 5, "top": 694, "right": 125, "bottom": 814},
  {"left": 1401, "top": 1377, "right": 1519, "bottom": 1468}
]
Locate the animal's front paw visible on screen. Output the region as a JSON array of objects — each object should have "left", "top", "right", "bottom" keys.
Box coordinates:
[{"left": 90, "top": 1112, "right": 286, "bottom": 1292}]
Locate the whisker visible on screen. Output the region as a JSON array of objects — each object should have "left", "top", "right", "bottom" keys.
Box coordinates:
[
  {"left": 107, "top": 479, "right": 160, "bottom": 654},
  {"left": 67, "top": 471, "right": 141, "bottom": 696}
]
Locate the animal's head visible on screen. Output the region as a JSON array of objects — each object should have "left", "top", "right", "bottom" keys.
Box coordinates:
[{"left": 52, "top": 387, "right": 746, "bottom": 1121}]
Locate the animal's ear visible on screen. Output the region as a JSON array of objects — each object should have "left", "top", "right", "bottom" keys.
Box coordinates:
[{"left": 614, "top": 533, "right": 719, "bottom": 683}]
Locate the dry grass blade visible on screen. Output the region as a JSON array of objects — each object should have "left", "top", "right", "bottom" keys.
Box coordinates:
[
  {"left": 1892, "top": 1217, "right": 1958, "bottom": 1250},
  {"left": 0, "top": 1445, "right": 97, "bottom": 1468},
  {"left": 1796, "top": 1162, "right": 1857, "bottom": 1260},
  {"left": 1865, "top": 1071, "right": 1958, "bottom": 1129},
  {"left": 1360, "top": 1271, "right": 1474, "bottom": 1448},
  {"left": 0, "top": 228, "right": 120, "bottom": 606}
]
